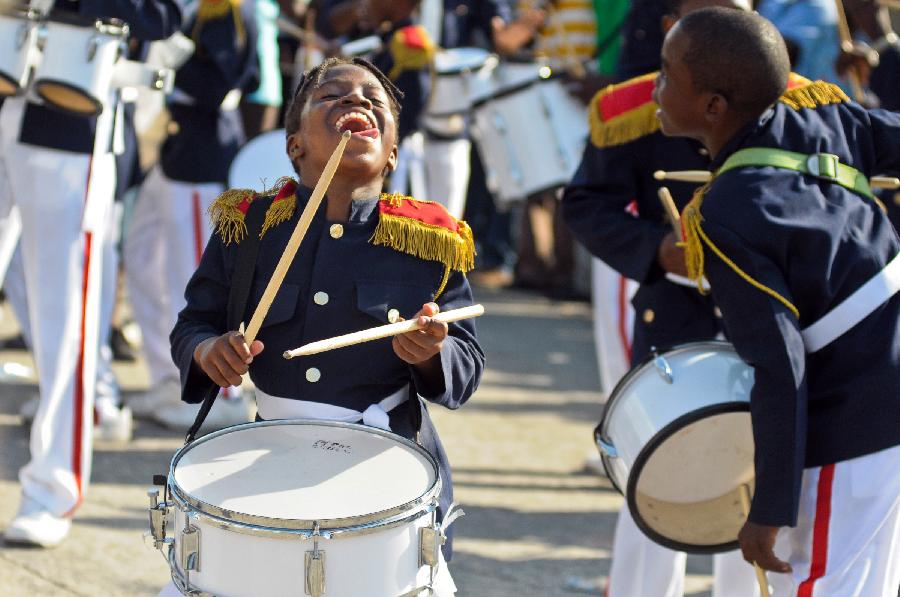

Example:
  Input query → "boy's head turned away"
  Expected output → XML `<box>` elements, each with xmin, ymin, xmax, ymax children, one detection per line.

<box><xmin>654</xmin><ymin>8</ymin><xmax>790</xmax><ymax>145</ymax></box>
<box><xmin>284</xmin><ymin>58</ymin><xmax>404</xmax><ymax>183</ymax></box>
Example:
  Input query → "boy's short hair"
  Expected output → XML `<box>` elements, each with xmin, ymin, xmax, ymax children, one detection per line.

<box><xmin>284</xmin><ymin>57</ymin><xmax>404</xmax><ymax>137</ymax></box>
<box><xmin>677</xmin><ymin>8</ymin><xmax>790</xmax><ymax>117</ymax></box>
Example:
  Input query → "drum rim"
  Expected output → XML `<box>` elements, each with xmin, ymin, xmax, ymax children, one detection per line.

<box><xmin>168</xmin><ymin>419</ymin><xmax>442</xmax><ymax>532</ymax></box>
<box><xmin>0</xmin><ymin>71</ymin><xmax>24</xmax><ymax>97</ymax></box>
<box><xmin>595</xmin><ymin>340</ymin><xmax>741</xmax><ymax>492</ymax></box>
<box><xmin>33</xmin><ymin>78</ymin><xmax>103</xmax><ymax>116</ymax></box>
<box><xmin>470</xmin><ymin>78</ymin><xmax>542</xmax><ymax>109</ymax></box>
<box><xmin>624</xmin><ymin>401</ymin><xmax>750</xmax><ymax>554</ymax></box>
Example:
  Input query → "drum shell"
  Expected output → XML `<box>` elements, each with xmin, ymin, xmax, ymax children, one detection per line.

<box><xmin>596</xmin><ymin>342</ymin><xmax>756</xmax><ymax>553</ymax></box>
<box><xmin>470</xmin><ymin>75</ymin><xmax>587</xmax><ymax>204</ymax></box>
<box><xmin>0</xmin><ymin>13</ymin><xmax>41</xmax><ymax>97</ymax></box>
<box><xmin>425</xmin><ymin>48</ymin><xmax>490</xmax><ymax>118</ymax></box>
<box><xmin>33</xmin><ymin>20</ymin><xmax>125</xmax><ymax>115</ymax></box>
<box><xmin>164</xmin><ymin>420</ymin><xmax>443</xmax><ymax>596</ymax></box>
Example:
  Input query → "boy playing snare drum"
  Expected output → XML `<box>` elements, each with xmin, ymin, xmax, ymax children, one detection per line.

<box><xmin>170</xmin><ymin>57</ymin><xmax>485</xmax><ymax>592</ymax></box>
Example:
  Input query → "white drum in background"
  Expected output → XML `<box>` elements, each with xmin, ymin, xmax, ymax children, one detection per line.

<box><xmin>32</xmin><ymin>18</ymin><xmax>128</xmax><ymax>115</ymax></box>
<box><xmin>595</xmin><ymin>341</ymin><xmax>756</xmax><ymax>553</ymax></box>
<box><xmin>470</xmin><ymin>64</ymin><xmax>588</xmax><ymax>206</ymax></box>
<box><xmin>0</xmin><ymin>10</ymin><xmax>42</xmax><ymax>98</ymax></box>
<box><xmin>420</xmin><ymin>47</ymin><xmax>492</xmax><ymax>138</ymax></box>
<box><xmin>148</xmin><ymin>421</ymin><xmax>451</xmax><ymax>597</ymax></box>
<box><xmin>228</xmin><ymin>128</ymin><xmax>295</xmax><ymax>191</ymax></box>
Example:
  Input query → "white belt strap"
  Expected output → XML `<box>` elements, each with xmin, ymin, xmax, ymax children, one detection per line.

<box><xmin>255</xmin><ymin>386</ymin><xmax>409</xmax><ymax>431</ymax></box>
<box><xmin>665</xmin><ymin>272</ymin><xmax>711</xmax><ymax>291</ymax></box>
<box><xmin>802</xmin><ymin>252</ymin><xmax>900</xmax><ymax>353</ymax></box>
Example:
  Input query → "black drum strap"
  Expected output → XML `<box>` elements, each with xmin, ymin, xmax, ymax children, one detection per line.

<box><xmin>185</xmin><ymin>198</ymin><xmax>268</xmax><ymax>444</ymax></box>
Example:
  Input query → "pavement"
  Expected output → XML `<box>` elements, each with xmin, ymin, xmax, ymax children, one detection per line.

<box><xmin>0</xmin><ymin>286</ymin><xmax>717</xmax><ymax>596</ymax></box>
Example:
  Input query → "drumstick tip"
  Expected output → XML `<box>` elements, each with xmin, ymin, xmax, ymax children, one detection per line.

<box><xmin>282</xmin><ymin>350</ymin><xmax>294</xmax><ymax>360</ymax></box>
<box><xmin>653</xmin><ymin>170</ymin><xmax>666</xmax><ymax>181</ymax></box>
<box><xmin>342</xmin><ymin>130</ymin><xmax>351</xmax><ymax>139</ymax></box>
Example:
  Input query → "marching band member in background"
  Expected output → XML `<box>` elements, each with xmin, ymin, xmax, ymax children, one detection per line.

<box><xmin>0</xmin><ymin>0</ymin><xmax>184</xmax><ymax>548</ymax></box>
<box><xmin>756</xmin><ymin>0</ymin><xmax>842</xmax><ymax>83</ymax></box>
<box><xmin>239</xmin><ymin>0</ymin><xmax>283</xmax><ymax>138</ymax></box>
<box><xmin>169</xmin><ymin>57</ymin><xmax>484</xmax><ymax>594</ymax></box>
<box><xmin>124</xmin><ymin>0</ymin><xmax>260</xmax><ymax>430</ymax></box>
<box><xmin>655</xmin><ymin>7</ymin><xmax>900</xmax><ymax>593</ymax></box>
<box><xmin>563</xmin><ymin>0</ymin><xmax>792</xmax><ymax>594</ymax></box>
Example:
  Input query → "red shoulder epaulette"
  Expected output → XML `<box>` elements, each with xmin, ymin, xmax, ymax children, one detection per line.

<box><xmin>589</xmin><ymin>72</ymin><xmax>660</xmax><ymax>149</ymax></box>
<box><xmin>371</xmin><ymin>193</ymin><xmax>475</xmax><ymax>273</ymax></box>
<box><xmin>388</xmin><ymin>25</ymin><xmax>435</xmax><ymax>80</ymax></box>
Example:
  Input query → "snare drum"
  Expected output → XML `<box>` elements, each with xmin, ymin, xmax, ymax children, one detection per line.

<box><xmin>227</xmin><ymin>128</ymin><xmax>295</xmax><ymax>190</ymax></box>
<box><xmin>148</xmin><ymin>420</ymin><xmax>454</xmax><ymax>596</ymax></box>
<box><xmin>0</xmin><ymin>10</ymin><xmax>41</xmax><ymax>98</ymax></box>
<box><xmin>470</xmin><ymin>64</ymin><xmax>587</xmax><ymax>205</ymax></box>
<box><xmin>32</xmin><ymin>18</ymin><xmax>128</xmax><ymax>115</ymax></box>
<box><xmin>426</xmin><ymin>47</ymin><xmax>490</xmax><ymax>117</ymax></box>
<box><xmin>595</xmin><ymin>341</ymin><xmax>756</xmax><ymax>553</ymax></box>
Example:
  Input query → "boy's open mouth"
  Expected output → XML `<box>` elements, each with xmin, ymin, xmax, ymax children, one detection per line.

<box><xmin>334</xmin><ymin>111</ymin><xmax>379</xmax><ymax>139</ymax></box>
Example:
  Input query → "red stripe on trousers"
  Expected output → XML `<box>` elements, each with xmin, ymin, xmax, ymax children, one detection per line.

<box><xmin>192</xmin><ymin>190</ymin><xmax>203</xmax><ymax>266</ymax></box>
<box><xmin>617</xmin><ymin>276</ymin><xmax>632</xmax><ymax>363</ymax></box>
<box><xmin>798</xmin><ymin>463</ymin><xmax>836</xmax><ymax>597</ymax></box>
<box><xmin>71</xmin><ymin>157</ymin><xmax>95</xmax><ymax>510</ymax></box>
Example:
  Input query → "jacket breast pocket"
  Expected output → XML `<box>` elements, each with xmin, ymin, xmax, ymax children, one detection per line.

<box><xmin>249</xmin><ymin>283</ymin><xmax>301</xmax><ymax>328</ymax></box>
<box><xmin>356</xmin><ymin>280</ymin><xmax>434</xmax><ymax>324</ymax></box>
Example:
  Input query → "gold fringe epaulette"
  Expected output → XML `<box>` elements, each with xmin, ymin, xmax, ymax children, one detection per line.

<box><xmin>388</xmin><ymin>25</ymin><xmax>436</xmax><ymax>80</ymax></box>
<box><xmin>779</xmin><ymin>80</ymin><xmax>849</xmax><ymax>110</ymax></box>
<box><xmin>589</xmin><ymin>72</ymin><xmax>660</xmax><ymax>149</ymax></box>
<box><xmin>371</xmin><ymin>193</ymin><xmax>475</xmax><ymax>273</ymax></box>
<box><xmin>193</xmin><ymin>0</ymin><xmax>246</xmax><ymax>47</ymax></box>
<box><xmin>208</xmin><ymin>177</ymin><xmax>298</xmax><ymax>245</ymax></box>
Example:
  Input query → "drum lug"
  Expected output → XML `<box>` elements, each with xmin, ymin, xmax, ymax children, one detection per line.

<box><xmin>652</xmin><ymin>348</ymin><xmax>674</xmax><ymax>384</ymax></box>
<box><xmin>305</xmin><ymin>523</ymin><xmax>326</xmax><ymax>597</ymax></box>
<box><xmin>147</xmin><ymin>487</ymin><xmax>170</xmax><ymax>550</ymax></box>
<box><xmin>181</xmin><ymin>512</ymin><xmax>201</xmax><ymax>573</ymax></box>
<box><xmin>419</xmin><ymin>525</ymin><xmax>444</xmax><ymax>568</ymax></box>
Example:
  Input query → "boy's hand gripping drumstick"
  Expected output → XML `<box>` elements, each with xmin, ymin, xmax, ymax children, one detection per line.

<box><xmin>283</xmin><ymin>304</ymin><xmax>485</xmax><ymax>358</ymax></box>
<box><xmin>654</xmin><ymin>169</ymin><xmax>900</xmax><ymax>190</ymax></box>
<box><xmin>739</xmin><ymin>484</ymin><xmax>772</xmax><ymax>597</ymax></box>
<box><xmin>243</xmin><ymin>130</ymin><xmax>351</xmax><ymax>344</ymax></box>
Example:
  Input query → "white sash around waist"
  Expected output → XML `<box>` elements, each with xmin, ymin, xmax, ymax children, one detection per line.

<box><xmin>255</xmin><ymin>386</ymin><xmax>409</xmax><ymax>431</ymax></box>
<box><xmin>802</xmin><ymin>252</ymin><xmax>900</xmax><ymax>353</ymax></box>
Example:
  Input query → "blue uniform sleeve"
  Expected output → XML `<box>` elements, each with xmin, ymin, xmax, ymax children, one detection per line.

<box><xmin>82</xmin><ymin>0</ymin><xmax>184</xmax><ymax>40</ymax></box>
<box><xmin>562</xmin><ymin>141</ymin><xmax>668</xmax><ymax>283</ymax></box>
<box><xmin>867</xmin><ymin>106</ymin><xmax>900</xmax><ymax>175</ymax></box>
<box><xmin>870</xmin><ymin>45</ymin><xmax>900</xmax><ymax>112</ymax></box>
<box><xmin>700</xmin><ymin>186</ymin><xmax>808</xmax><ymax>527</ymax></box>
<box><xmin>170</xmin><ymin>233</ymin><xmax>231</xmax><ymax>403</ymax></box>
<box><xmin>409</xmin><ymin>271</ymin><xmax>484</xmax><ymax>410</ymax></box>
<box><xmin>175</xmin><ymin>5</ymin><xmax>260</xmax><ymax>108</ymax></box>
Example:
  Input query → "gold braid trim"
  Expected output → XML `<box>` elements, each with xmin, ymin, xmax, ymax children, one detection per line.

<box><xmin>681</xmin><ymin>182</ymin><xmax>800</xmax><ymax>319</ymax></box>
<box><xmin>779</xmin><ymin>81</ymin><xmax>849</xmax><ymax>110</ymax></box>
<box><xmin>260</xmin><ymin>177</ymin><xmax>297</xmax><ymax>238</ymax></box>
<box><xmin>434</xmin><ymin>265</ymin><xmax>452</xmax><ymax>302</ymax></box>
<box><xmin>208</xmin><ymin>188</ymin><xmax>255</xmax><ymax>245</ymax></box>
<box><xmin>193</xmin><ymin>0</ymin><xmax>246</xmax><ymax>48</ymax></box>
<box><xmin>371</xmin><ymin>209</ymin><xmax>476</xmax><ymax>273</ymax></box>
<box><xmin>589</xmin><ymin>100</ymin><xmax>660</xmax><ymax>149</ymax></box>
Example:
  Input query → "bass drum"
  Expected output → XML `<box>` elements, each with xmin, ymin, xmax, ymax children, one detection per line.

<box><xmin>228</xmin><ymin>129</ymin><xmax>295</xmax><ymax>191</ymax></box>
<box><xmin>595</xmin><ymin>341</ymin><xmax>756</xmax><ymax>553</ymax></box>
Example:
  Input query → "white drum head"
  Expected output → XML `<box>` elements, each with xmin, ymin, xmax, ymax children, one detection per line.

<box><xmin>228</xmin><ymin>129</ymin><xmax>295</xmax><ymax>191</ymax></box>
<box><xmin>434</xmin><ymin>47</ymin><xmax>489</xmax><ymax>74</ymax></box>
<box><xmin>172</xmin><ymin>421</ymin><xmax>438</xmax><ymax>526</ymax></box>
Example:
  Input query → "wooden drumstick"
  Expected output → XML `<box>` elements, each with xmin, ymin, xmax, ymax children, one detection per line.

<box><xmin>243</xmin><ymin>130</ymin><xmax>351</xmax><ymax>344</ymax></box>
<box><xmin>739</xmin><ymin>484</ymin><xmax>772</xmax><ymax>597</ymax></box>
<box><xmin>876</xmin><ymin>0</ymin><xmax>900</xmax><ymax>9</ymax></box>
<box><xmin>654</xmin><ymin>170</ymin><xmax>900</xmax><ymax>190</ymax></box>
<box><xmin>833</xmin><ymin>0</ymin><xmax>868</xmax><ymax>102</ymax></box>
<box><xmin>283</xmin><ymin>304</ymin><xmax>485</xmax><ymax>358</ymax></box>
<box><xmin>657</xmin><ymin>186</ymin><xmax>683</xmax><ymax>242</ymax></box>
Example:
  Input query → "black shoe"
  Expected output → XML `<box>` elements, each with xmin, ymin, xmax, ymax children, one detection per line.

<box><xmin>110</xmin><ymin>327</ymin><xmax>137</xmax><ymax>362</ymax></box>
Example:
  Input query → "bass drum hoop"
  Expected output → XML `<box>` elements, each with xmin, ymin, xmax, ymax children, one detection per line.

<box><xmin>34</xmin><ymin>78</ymin><xmax>103</xmax><ymax>115</ymax></box>
<box><xmin>168</xmin><ymin>419</ymin><xmax>442</xmax><ymax>534</ymax></box>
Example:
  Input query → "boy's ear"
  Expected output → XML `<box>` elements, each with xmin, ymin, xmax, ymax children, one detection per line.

<box><xmin>286</xmin><ymin>133</ymin><xmax>305</xmax><ymax>162</ymax></box>
<box><xmin>384</xmin><ymin>143</ymin><xmax>399</xmax><ymax>174</ymax></box>
<box><xmin>704</xmin><ymin>93</ymin><xmax>729</xmax><ymax>123</ymax></box>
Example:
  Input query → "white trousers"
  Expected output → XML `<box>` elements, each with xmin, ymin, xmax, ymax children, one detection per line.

<box><xmin>123</xmin><ymin>166</ymin><xmax>219</xmax><ymax>386</ymax></box>
<box><xmin>0</xmin><ymin>96</ymin><xmax>116</xmax><ymax>516</ymax></box>
<box><xmin>590</xmin><ymin>257</ymin><xmax>636</xmax><ymax>395</ymax></box>
<box><xmin>422</xmin><ymin>136</ymin><xmax>471</xmax><ymax>220</ymax></box>
<box><xmin>767</xmin><ymin>444</ymin><xmax>900</xmax><ymax>596</ymax></box>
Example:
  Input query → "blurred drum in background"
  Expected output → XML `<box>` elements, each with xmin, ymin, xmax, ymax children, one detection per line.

<box><xmin>0</xmin><ymin>9</ymin><xmax>42</xmax><ymax>98</ymax></box>
<box><xmin>420</xmin><ymin>47</ymin><xmax>491</xmax><ymax>137</ymax></box>
<box><xmin>594</xmin><ymin>341</ymin><xmax>757</xmax><ymax>553</ymax></box>
<box><xmin>32</xmin><ymin>17</ymin><xmax>129</xmax><ymax>115</ymax></box>
<box><xmin>469</xmin><ymin>62</ymin><xmax>587</xmax><ymax>206</ymax></box>
<box><xmin>228</xmin><ymin>128</ymin><xmax>294</xmax><ymax>190</ymax></box>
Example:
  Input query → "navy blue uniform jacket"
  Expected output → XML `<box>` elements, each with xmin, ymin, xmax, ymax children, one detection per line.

<box><xmin>696</xmin><ymin>87</ymin><xmax>900</xmax><ymax>526</ymax></box>
<box><xmin>171</xmin><ymin>184</ymin><xmax>485</xmax><ymax>555</ymax></box>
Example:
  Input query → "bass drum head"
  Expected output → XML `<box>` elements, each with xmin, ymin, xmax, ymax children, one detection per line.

<box><xmin>171</xmin><ymin>420</ymin><xmax>439</xmax><ymax>529</ymax></box>
<box><xmin>34</xmin><ymin>80</ymin><xmax>102</xmax><ymax>115</ymax></box>
<box><xmin>599</xmin><ymin>341</ymin><xmax>756</xmax><ymax>553</ymax></box>
<box><xmin>228</xmin><ymin>129</ymin><xmax>295</xmax><ymax>191</ymax></box>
